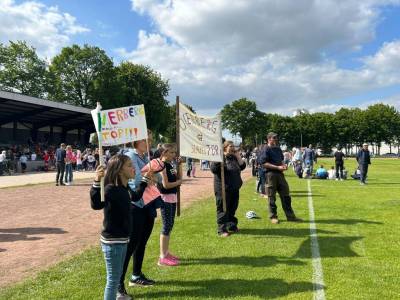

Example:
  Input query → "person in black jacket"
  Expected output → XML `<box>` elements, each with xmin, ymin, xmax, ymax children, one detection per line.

<box><xmin>211</xmin><ymin>140</ymin><xmax>246</xmax><ymax>237</ymax></box>
<box><xmin>357</xmin><ymin>143</ymin><xmax>371</xmax><ymax>185</ymax></box>
<box><xmin>90</xmin><ymin>154</ymin><xmax>151</xmax><ymax>300</ymax></box>
<box><xmin>334</xmin><ymin>148</ymin><xmax>345</xmax><ymax>180</ymax></box>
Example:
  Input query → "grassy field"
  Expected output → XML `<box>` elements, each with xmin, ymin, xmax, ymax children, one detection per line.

<box><xmin>1</xmin><ymin>158</ymin><xmax>399</xmax><ymax>299</ymax></box>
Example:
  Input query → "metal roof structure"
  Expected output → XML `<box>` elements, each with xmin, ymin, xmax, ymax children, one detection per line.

<box><xmin>0</xmin><ymin>90</ymin><xmax>94</xmax><ymax>132</ymax></box>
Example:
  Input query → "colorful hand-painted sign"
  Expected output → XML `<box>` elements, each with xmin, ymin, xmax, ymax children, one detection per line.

<box><xmin>91</xmin><ymin>105</ymin><xmax>148</xmax><ymax>146</ymax></box>
<box><xmin>179</xmin><ymin>102</ymin><xmax>223</xmax><ymax>162</ymax></box>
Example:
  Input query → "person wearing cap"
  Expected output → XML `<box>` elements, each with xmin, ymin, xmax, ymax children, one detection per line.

<box><xmin>357</xmin><ymin>143</ymin><xmax>371</xmax><ymax>185</ymax></box>
<box><xmin>259</xmin><ymin>132</ymin><xmax>302</xmax><ymax>224</ymax></box>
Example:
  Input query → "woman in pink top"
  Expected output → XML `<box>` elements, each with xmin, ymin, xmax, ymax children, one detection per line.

<box><xmin>157</xmin><ymin>144</ymin><xmax>182</xmax><ymax>266</ymax></box>
<box><xmin>64</xmin><ymin>145</ymin><xmax>74</xmax><ymax>185</ymax></box>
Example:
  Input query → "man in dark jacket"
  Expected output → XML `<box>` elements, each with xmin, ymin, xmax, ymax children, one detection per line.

<box><xmin>357</xmin><ymin>143</ymin><xmax>371</xmax><ymax>185</ymax></box>
<box><xmin>55</xmin><ymin>143</ymin><xmax>66</xmax><ymax>186</ymax></box>
<box><xmin>259</xmin><ymin>132</ymin><xmax>301</xmax><ymax>224</ymax></box>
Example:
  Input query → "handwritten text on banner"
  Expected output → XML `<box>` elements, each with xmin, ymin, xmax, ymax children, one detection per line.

<box><xmin>91</xmin><ymin>105</ymin><xmax>148</xmax><ymax>146</ymax></box>
<box><xmin>179</xmin><ymin>102</ymin><xmax>223</xmax><ymax>162</ymax></box>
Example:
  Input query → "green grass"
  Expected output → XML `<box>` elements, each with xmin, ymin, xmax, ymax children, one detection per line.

<box><xmin>1</xmin><ymin>158</ymin><xmax>400</xmax><ymax>299</ymax></box>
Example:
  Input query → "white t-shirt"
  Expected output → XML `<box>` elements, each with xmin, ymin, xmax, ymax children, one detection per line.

<box><xmin>0</xmin><ymin>153</ymin><xmax>6</xmax><ymax>162</ymax></box>
<box><xmin>31</xmin><ymin>153</ymin><xmax>37</xmax><ymax>161</ymax></box>
<box><xmin>20</xmin><ymin>155</ymin><xmax>28</xmax><ymax>163</ymax></box>
<box><xmin>328</xmin><ymin>169</ymin><xmax>336</xmax><ymax>179</ymax></box>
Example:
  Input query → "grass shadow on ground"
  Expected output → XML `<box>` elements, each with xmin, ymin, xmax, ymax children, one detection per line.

<box><xmin>294</xmin><ymin>236</ymin><xmax>363</xmax><ymax>258</ymax></box>
<box><xmin>180</xmin><ymin>255</ymin><xmax>306</xmax><ymax>267</ymax></box>
<box><xmin>238</xmin><ymin>228</ymin><xmax>337</xmax><ymax>237</ymax></box>
<box><xmin>314</xmin><ymin>219</ymin><xmax>383</xmax><ymax>225</ymax></box>
<box><xmin>134</xmin><ymin>278</ymin><xmax>318</xmax><ymax>299</ymax></box>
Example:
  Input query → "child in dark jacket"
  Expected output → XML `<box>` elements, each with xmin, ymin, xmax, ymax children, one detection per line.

<box><xmin>210</xmin><ymin>141</ymin><xmax>246</xmax><ymax>237</ymax></box>
<box><xmin>90</xmin><ymin>154</ymin><xmax>152</xmax><ymax>300</ymax></box>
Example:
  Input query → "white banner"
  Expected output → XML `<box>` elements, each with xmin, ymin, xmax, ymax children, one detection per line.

<box><xmin>91</xmin><ymin>105</ymin><xmax>148</xmax><ymax>146</ymax></box>
<box><xmin>179</xmin><ymin>102</ymin><xmax>223</xmax><ymax>162</ymax></box>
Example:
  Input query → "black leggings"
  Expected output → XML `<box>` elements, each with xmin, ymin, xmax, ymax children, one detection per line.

<box><xmin>120</xmin><ymin>205</ymin><xmax>155</xmax><ymax>285</ymax></box>
<box><xmin>161</xmin><ymin>202</ymin><xmax>176</xmax><ymax>236</ymax></box>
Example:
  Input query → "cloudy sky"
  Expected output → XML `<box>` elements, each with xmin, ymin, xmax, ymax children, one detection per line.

<box><xmin>1</xmin><ymin>0</ymin><xmax>400</xmax><ymax>116</ymax></box>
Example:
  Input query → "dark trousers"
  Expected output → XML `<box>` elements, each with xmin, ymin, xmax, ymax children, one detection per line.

<box><xmin>56</xmin><ymin>162</ymin><xmax>65</xmax><ymax>184</ymax></box>
<box><xmin>120</xmin><ymin>205</ymin><xmax>155</xmax><ymax>286</ymax></box>
<box><xmin>335</xmin><ymin>161</ymin><xmax>344</xmax><ymax>179</ymax></box>
<box><xmin>359</xmin><ymin>164</ymin><xmax>369</xmax><ymax>183</ymax></box>
<box><xmin>257</xmin><ymin>169</ymin><xmax>266</xmax><ymax>194</ymax></box>
<box><xmin>266</xmin><ymin>172</ymin><xmax>295</xmax><ymax>219</ymax></box>
<box><xmin>216</xmin><ymin>189</ymin><xmax>240</xmax><ymax>234</ymax></box>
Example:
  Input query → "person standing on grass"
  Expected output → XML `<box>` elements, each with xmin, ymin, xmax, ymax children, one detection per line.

<box><xmin>90</xmin><ymin>155</ymin><xmax>151</xmax><ymax>300</ymax></box>
<box><xmin>334</xmin><ymin>148</ymin><xmax>345</xmax><ymax>181</ymax></box>
<box><xmin>55</xmin><ymin>143</ymin><xmax>66</xmax><ymax>186</ymax></box>
<box><xmin>118</xmin><ymin>139</ymin><xmax>158</xmax><ymax>297</ymax></box>
<box><xmin>157</xmin><ymin>143</ymin><xmax>183</xmax><ymax>266</ymax></box>
<box><xmin>259</xmin><ymin>132</ymin><xmax>302</xmax><ymax>224</ymax></box>
<box><xmin>211</xmin><ymin>140</ymin><xmax>246</xmax><ymax>237</ymax></box>
<box><xmin>303</xmin><ymin>144</ymin><xmax>317</xmax><ymax>173</ymax></box>
<box><xmin>357</xmin><ymin>143</ymin><xmax>371</xmax><ymax>185</ymax></box>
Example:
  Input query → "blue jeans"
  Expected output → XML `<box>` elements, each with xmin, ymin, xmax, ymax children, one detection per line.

<box><xmin>64</xmin><ymin>163</ymin><xmax>73</xmax><ymax>183</ymax></box>
<box><xmin>257</xmin><ymin>168</ymin><xmax>266</xmax><ymax>194</ymax></box>
<box><xmin>101</xmin><ymin>243</ymin><xmax>127</xmax><ymax>300</ymax></box>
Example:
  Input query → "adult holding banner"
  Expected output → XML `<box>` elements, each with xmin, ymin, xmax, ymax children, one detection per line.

<box><xmin>211</xmin><ymin>140</ymin><xmax>246</xmax><ymax>237</ymax></box>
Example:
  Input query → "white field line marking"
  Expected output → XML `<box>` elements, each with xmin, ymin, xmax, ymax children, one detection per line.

<box><xmin>307</xmin><ymin>180</ymin><xmax>326</xmax><ymax>300</ymax></box>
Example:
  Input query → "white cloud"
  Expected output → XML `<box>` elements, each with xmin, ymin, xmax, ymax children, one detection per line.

<box><xmin>0</xmin><ymin>0</ymin><xmax>89</xmax><ymax>58</ymax></box>
<box><xmin>120</xmin><ymin>0</ymin><xmax>400</xmax><ymax>113</ymax></box>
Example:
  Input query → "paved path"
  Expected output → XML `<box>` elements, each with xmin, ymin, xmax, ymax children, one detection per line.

<box><xmin>0</xmin><ymin>166</ymin><xmax>252</xmax><ymax>287</ymax></box>
<box><xmin>0</xmin><ymin>171</ymin><xmax>96</xmax><ymax>189</ymax></box>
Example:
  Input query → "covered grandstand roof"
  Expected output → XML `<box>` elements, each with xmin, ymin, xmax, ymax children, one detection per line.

<box><xmin>0</xmin><ymin>90</ymin><xmax>94</xmax><ymax>131</ymax></box>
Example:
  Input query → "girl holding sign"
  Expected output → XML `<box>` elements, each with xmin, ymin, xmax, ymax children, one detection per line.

<box><xmin>90</xmin><ymin>154</ymin><xmax>151</xmax><ymax>300</ymax></box>
<box><xmin>211</xmin><ymin>141</ymin><xmax>246</xmax><ymax>237</ymax></box>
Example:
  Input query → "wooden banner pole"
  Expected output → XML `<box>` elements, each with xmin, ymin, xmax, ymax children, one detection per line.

<box><xmin>176</xmin><ymin>96</ymin><xmax>181</xmax><ymax>217</ymax></box>
<box><xmin>96</xmin><ymin>102</ymin><xmax>105</xmax><ymax>202</ymax></box>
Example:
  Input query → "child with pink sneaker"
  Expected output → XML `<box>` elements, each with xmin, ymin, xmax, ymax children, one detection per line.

<box><xmin>157</xmin><ymin>144</ymin><xmax>182</xmax><ymax>266</ymax></box>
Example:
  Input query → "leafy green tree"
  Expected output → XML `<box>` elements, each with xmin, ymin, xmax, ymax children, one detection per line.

<box><xmin>0</xmin><ymin>41</ymin><xmax>49</xmax><ymax>97</ymax></box>
<box><xmin>49</xmin><ymin>44</ymin><xmax>115</xmax><ymax>108</ymax></box>
<box><xmin>221</xmin><ymin>98</ymin><xmax>261</xmax><ymax>142</ymax></box>
<box><xmin>115</xmin><ymin>62</ymin><xmax>170</xmax><ymax>136</ymax></box>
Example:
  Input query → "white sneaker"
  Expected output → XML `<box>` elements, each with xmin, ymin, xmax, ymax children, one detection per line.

<box><xmin>65</xmin><ymin>182</ymin><xmax>70</xmax><ymax>186</ymax></box>
<box><xmin>335</xmin><ymin>178</ymin><xmax>339</xmax><ymax>181</ymax></box>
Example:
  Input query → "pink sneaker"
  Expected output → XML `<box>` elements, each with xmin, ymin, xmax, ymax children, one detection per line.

<box><xmin>167</xmin><ymin>253</ymin><xmax>179</xmax><ymax>261</ymax></box>
<box><xmin>158</xmin><ymin>257</ymin><xmax>179</xmax><ymax>266</ymax></box>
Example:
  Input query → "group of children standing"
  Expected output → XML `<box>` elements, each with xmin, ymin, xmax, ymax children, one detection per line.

<box><xmin>90</xmin><ymin>140</ymin><xmax>182</xmax><ymax>300</ymax></box>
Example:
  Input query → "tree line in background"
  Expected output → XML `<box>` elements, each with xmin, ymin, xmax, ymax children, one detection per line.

<box><xmin>0</xmin><ymin>41</ymin><xmax>176</xmax><ymax>140</ymax></box>
<box><xmin>221</xmin><ymin>98</ymin><xmax>400</xmax><ymax>155</ymax></box>
<box><xmin>2</xmin><ymin>41</ymin><xmax>399</xmax><ymax>154</ymax></box>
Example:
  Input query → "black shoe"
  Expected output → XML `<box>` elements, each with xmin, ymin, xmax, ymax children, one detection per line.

<box><xmin>60</xmin><ymin>182</ymin><xmax>65</xmax><ymax>186</ymax></box>
<box><xmin>56</xmin><ymin>183</ymin><xmax>59</xmax><ymax>186</ymax></box>
<box><xmin>228</xmin><ymin>226</ymin><xmax>239</xmax><ymax>233</ymax></box>
<box><xmin>117</xmin><ymin>284</ymin><xmax>132</xmax><ymax>299</ymax></box>
<box><xmin>287</xmin><ymin>217</ymin><xmax>303</xmax><ymax>222</ymax></box>
<box><xmin>128</xmin><ymin>273</ymin><xmax>155</xmax><ymax>287</ymax></box>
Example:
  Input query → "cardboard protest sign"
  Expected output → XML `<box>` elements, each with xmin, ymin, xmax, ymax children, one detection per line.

<box><xmin>179</xmin><ymin>102</ymin><xmax>223</xmax><ymax>162</ymax></box>
<box><xmin>91</xmin><ymin>105</ymin><xmax>148</xmax><ymax>146</ymax></box>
